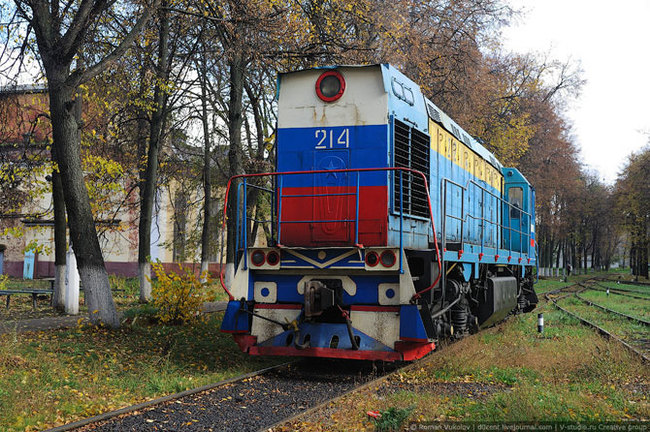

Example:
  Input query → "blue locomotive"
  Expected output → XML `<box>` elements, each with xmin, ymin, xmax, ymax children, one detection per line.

<box><xmin>220</xmin><ymin>64</ymin><xmax>538</xmax><ymax>361</ymax></box>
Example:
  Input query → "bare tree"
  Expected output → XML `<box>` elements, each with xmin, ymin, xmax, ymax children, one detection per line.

<box><xmin>138</xmin><ymin>0</ymin><xmax>170</xmax><ymax>301</ymax></box>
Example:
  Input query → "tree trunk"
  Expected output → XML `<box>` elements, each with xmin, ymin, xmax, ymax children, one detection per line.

<box><xmin>48</xmin><ymin>77</ymin><xmax>119</xmax><ymax>327</ymax></box>
<box><xmin>591</xmin><ymin>229</ymin><xmax>597</xmax><ymax>269</ymax></box>
<box><xmin>51</xmin><ymin>159</ymin><xmax>66</xmax><ymax>310</ymax></box>
<box><xmin>199</xmin><ymin>54</ymin><xmax>212</xmax><ymax>283</ymax></box>
<box><xmin>571</xmin><ymin>238</ymin><xmax>576</xmax><ymax>270</ymax></box>
<box><xmin>225</xmin><ymin>53</ymin><xmax>246</xmax><ymax>286</ymax></box>
<box><xmin>640</xmin><ymin>233</ymin><xmax>649</xmax><ymax>278</ymax></box>
<box><xmin>138</xmin><ymin>1</ymin><xmax>170</xmax><ymax>301</ymax></box>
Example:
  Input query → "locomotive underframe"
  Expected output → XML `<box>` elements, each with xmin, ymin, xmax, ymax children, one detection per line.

<box><xmin>406</xmin><ymin>248</ymin><xmax>538</xmax><ymax>340</ymax></box>
<box><xmin>222</xmin><ymin>243</ymin><xmax>538</xmax><ymax>361</ymax></box>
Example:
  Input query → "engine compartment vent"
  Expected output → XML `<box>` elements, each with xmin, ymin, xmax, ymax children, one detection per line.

<box><xmin>393</xmin><ymin>119</ymin><xmax>431</xmax><ymax>219</ymax></box>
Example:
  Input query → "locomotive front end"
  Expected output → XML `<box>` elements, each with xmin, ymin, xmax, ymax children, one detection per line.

<box><xmin>220</xmin><ymin>65</ymin><xmax>437</xmax><ymax>361</ymax></box>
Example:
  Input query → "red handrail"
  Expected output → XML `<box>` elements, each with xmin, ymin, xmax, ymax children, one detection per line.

<box><xmin>218</xmin><ymin>167</ymin><xmax>442</xmax><ymax>303</ymax></box>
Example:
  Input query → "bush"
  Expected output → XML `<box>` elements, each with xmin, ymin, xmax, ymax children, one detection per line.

<box><xmin>150</xmin><ymin>262</ymin><xmax>214</xmax><ymax>324</ymax></box>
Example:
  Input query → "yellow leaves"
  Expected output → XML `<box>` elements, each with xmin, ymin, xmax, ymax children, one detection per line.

<box><xmin>2</xmin><ymin>226</ymin><xmax>24</xmax><ymax>238</ymax></box>
<box><xmin>150</xmin><ymin>262</ymin><xmax>213</xmax><ymax>324</ymax></box>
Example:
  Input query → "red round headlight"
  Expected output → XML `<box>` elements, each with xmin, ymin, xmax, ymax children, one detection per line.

<box><xmin>251</xmin><ymin>250</ymin><xmax>265</xmax><ymax>266</ymax></box>
<box><xmin>365</xmin><ymin>251</ymin><xmax>379</xmax><ymax>267</ymax></box>
<box><xmin>266</xmin><ymin>250</ymin><xmax>280</xmax><ymax>266</ymax></box>
<box><xmin>315</xmin><ymin>70</ymin><xmax>345</xmax><ymax>102</ymax></box>
<box><xmin>380</xmin><ymin>250</ymin><xmax>396</xmax><ymax>267</ymax></box>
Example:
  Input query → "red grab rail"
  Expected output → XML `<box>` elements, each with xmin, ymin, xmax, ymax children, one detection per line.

<box><xmin>218</xmin><ymin>167</ymin><xmax>442</xmax><ymax>303</ymax></box>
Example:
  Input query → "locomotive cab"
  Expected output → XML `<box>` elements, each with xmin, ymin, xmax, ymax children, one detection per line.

<box><xmin>502</xmin><ymin>167</ymin><xmax>535</xmax><ymax>255</ymax></box>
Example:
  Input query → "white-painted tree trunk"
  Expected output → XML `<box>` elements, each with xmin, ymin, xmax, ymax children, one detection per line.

<box><xmin>139</xmin><ymin>262</ymin><xmax>152</xmax><ymax>302</ymax></box>
<box><xmin>64</xmin><ymin>248</ymin><xmax>79</xmax><ymax>315</ymax></box>
<box><xmin>79</xmin><ymin>265</ymin><xmax>119</xmax><ymax>327</ymax></box>
<box><xmin>225</xmin><ymin>262</ymin><xmax>235</xmax><ymax>290</ymax></box>
<box><xmin>200</xmin><ymin>260</ymin><xmax>209</xmax><ymax>284</ymax></box>
<box><xmin>53</xmin><ymin>264</ymin><xmax>66</xmax><ymax>309</ymax></box>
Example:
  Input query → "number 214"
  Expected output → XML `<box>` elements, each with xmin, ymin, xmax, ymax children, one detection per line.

<box><xmin>315</xmin><ymin>129</ymin><xmax>349</xmax><ymax>149</ymax></box>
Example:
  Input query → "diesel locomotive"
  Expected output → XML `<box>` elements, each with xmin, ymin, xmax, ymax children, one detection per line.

<box><xmin>220</xmin><ymin>64</ymin><xmax>538</xmax><ymax>361</ymax></box>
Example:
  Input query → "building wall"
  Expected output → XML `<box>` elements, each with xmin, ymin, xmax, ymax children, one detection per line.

<box><xmin>1</xmin><ymin>87</ymin><xmax>225</xmax><ymax>279</ymax></box>
<box><xmin>0</xmin><ymin>182</ymin><xmax>221</xmax><ymax>278</ymax></box>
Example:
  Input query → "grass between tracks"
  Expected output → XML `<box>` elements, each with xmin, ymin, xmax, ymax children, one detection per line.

<box><xmin>556</xmin><ymin>296</ymin><xmax>650</xmax><ymax>353</ymax></box>
<box><xmin>275</xmin><ymin>278</ymin><xmax>649</xmax><ymax>431</ymax></box>
<box><xmin>597</xmin><ymin>282</ymin><xmax>650</xmax><ymax>300</ymax></box>
<box><xmin>579</xmin><ymin>289</ymin><xmax>650</xmax><ymax>321</ymax></box>
<box><xmin>0</xmin><ymin>312</ymin><xmax>284</xmax><ymax>432</ymax></box>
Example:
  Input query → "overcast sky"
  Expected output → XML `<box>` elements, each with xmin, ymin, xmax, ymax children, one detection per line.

<box><xmin>502</xmin><ymin>0</ymin><xmax>650</xmax><ymax>183</ymax></box>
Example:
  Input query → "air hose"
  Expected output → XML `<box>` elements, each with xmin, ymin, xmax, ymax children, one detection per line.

<box><xmin>338</xmin><ymin>305</ymin><xmax>359</xmax><ymax>350</ymax></box>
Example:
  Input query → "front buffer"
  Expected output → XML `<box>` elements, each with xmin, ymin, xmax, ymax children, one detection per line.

<box><xmin>220</xmin><ymin>247</ymin><xmax>435</xmax><ymax>362</ymax></box>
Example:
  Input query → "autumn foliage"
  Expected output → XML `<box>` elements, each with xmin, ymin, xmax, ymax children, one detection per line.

<box><xmin>150</xmin><ymin>262</ymin><xmax>214</xmax><ymax>324</ymax></box>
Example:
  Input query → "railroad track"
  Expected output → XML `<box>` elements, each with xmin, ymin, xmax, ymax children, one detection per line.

<box><xmin>47</xmin><ymin>278</ymin><xmax>646</xmax><ymax>431</ymax></box>
<box><xmin>545</xmin><ymin>279</ymin><xmax>650</xmax><ymax>363</ymax></box>
<box><xmin>600</xmin><ymin>277</ymin><xmax>650</xmax><ymax>287</ymax></box>
<box><xmin>46</xmin><ymin>316</ymin><xmax>497</xmax><ymax>431</ymax></box>
<box><xmin>590</xmin><ymin>282</ymin><xmax>650</xmax><ymax>301</ymax></box>
<box><xmin>574</xmin><ymin>292</ymin><xmax>650</xmax><ymax>326</ymax></box>
<box><xmin>45</xmin><ymin>359</ymin><xmax>402</xmax><ymax>432</ymax></box>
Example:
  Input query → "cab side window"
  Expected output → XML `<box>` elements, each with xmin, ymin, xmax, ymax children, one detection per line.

<box><xmin>509</xmin><ymin>187</ymin><xmax>523</xmax><ymax>219</ymax></box>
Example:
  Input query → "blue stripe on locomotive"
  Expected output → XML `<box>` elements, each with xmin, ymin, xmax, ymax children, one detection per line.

<box><xmin>276</xmin><ymin>125</ymin><xmax>389</xmax><ymax>187</ymax></box>
<box><xmin>249</xmin><ymin>273</ymin><xmax>400</xmax><ymax>304</ymax></box>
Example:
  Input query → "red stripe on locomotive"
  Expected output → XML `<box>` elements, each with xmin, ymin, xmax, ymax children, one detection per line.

<box><xmin>279</xmin><ymin>185</ymin><xmax>388</xmax><ymax>246</ymax></box>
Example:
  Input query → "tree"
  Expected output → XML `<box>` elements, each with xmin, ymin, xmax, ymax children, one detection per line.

<box><xmin>616</xmin><ymin>146</ymin><xmax>650</xmax><ymax>278</ymax></box>
<box><xmin>9</xmin><ymin>0</ymin><xmax>158</xmax><ymax>326</ymax></box>
<box><xmin>138</xmin><ymin>0</ymin><xmax>170</xmax><ymax>301</ymax></box>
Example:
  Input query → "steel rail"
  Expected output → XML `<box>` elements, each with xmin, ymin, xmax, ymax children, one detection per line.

<box><xmin>43</xmin><ymin>362</ymin><xmax>295</xmax><ymax>432</ymax></box>
<box><xmin>260</xmin><ymin>319</ymin><xmax>493</xmax><ymax>432</ymax></box>
<box><xmin>574</xmin><ymin>292</ymin><xmax>650</xmax><ymax>327</ymax></box>
<box><xmin>590</xmin><ymin>283</ymin><xmax>650</xmax><ymax>301</ymax></box>
<box><xmin>544</xmin><ymin>286</ymin><xmax>649</xmax><ymax>364</ymax></box>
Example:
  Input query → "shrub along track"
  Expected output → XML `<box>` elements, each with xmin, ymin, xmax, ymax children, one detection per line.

<box><xmin>46</xmin><ymin>359</ymin><xmax>403</xmax><ymax>432</ymax></box>
<box><xmin>545</xmin><ymin>279</ymin><xmax>650</xmax><ymax>363</ymax></box>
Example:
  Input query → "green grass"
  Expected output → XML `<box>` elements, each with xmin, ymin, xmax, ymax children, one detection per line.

<box><xmin>557</xmin><ymin>295</ymin><xmax>650</xmax><ymax>353</ymax></box>
<box><xmin>579</xmin><ymin>289</ymin><xmax>650</xmax><ymax>321</ymax></box>
<box><xmin>534</xmin><ymin>279</ymin><xmax>573</xmax><ymax>295</ymax></box>
<box><xmin>0</xmin><ymin>313</ymin><xmax>286</xmax><ymax>432</ymax></box>
<box><xmin>597</xmin><ymin>281</ymin><xmax>650</xmax><ymax>299</ymax></box>
<box><xmin>275</xmin><ymin>300</ymin><xmax>649</xmax><ymax>431</ymax></box>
